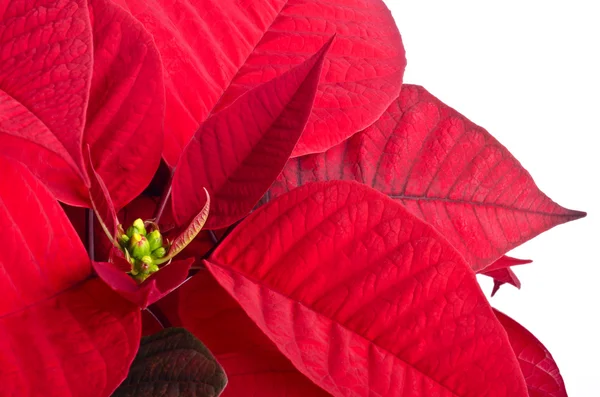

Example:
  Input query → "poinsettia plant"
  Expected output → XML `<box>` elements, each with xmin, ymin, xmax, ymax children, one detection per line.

<box><xmin>0</xmin><ymin>0</ymin><xmax>584</xmax><ymax>396</ymax></box>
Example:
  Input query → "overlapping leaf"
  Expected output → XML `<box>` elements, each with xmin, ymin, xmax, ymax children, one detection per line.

<box><xmin>0</xmin><ymin>0</ymin><xmax>92</xmax><ymax>203</ymax></box>
<box><xmin>172</xmin><ymin>39</ymin><xmax>332</xmax><ymax>229</ymax></box>
<box><xmin>115</xmin><ymin>0</ymin><xmax>406</xmax><ymax>165</ymax></box>
<box><xmin>85</xmin><ymin>0</ymin><xmax>164</xmax><ymax>209</ymax></box>
<box><xmin>0</xmin><ymin>0</ymin><xmax>164</xmax><ymax>209</ymax></box>
<box><xmin>266</xmin><ymin>85</ymin><xmax>585</xmax><ymax>271</ymax></box>
<box><xmin>207</xmin><ymin>181</ymin><xmax>528</xmax><ymax>396</ymax></box>
<box><xmin>178</xmin><ymin>271</ymin><xmax>330</xmax><ymax>397</ymax></box>
<box><xmin>0</xmin><ymin>156</ymin><xmax>141</xmax><ymax>396</ymax></box>
<box><xmin>113</xmin><ymin>328</ymin><xmax>227</xmax><ymax>397</ymax></box>
<box><xmin>495</xmin><ymin>310</ymin><xmax>567</xmax><ymax>397</ymax></box>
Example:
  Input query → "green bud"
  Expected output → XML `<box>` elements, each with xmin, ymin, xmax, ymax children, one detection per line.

<box><xmin>133</xmin><ymin>219</ymin><xmax>147</xmax><ymax>235</ymax></box>
<box><xmin>129</xmin><ymin>232</ymin><xmax>150</xmax><ymax>259</ymax></box>
<box><xmin>126</xmin><ymin>218</ymin><xmax>147</xmax><ymax>238</ymax></box>
<box><xmin>132</xmin><ymin>256</ymin><xmax>159</xmax><ymax>283</ymax></box>
<box><xmin>147</xmin><ymin>230</ymin><xmax>163</xmax><ymax>251</ymax></box>
<box><xmin>118</xmin><ymin>234</ymin><xmax>130</xmax><ymax>248</ymax></box>
<box><xmin>152</xmin><ymin>246</ymin><xmax>166</xmax><ymax>259</ymax></box>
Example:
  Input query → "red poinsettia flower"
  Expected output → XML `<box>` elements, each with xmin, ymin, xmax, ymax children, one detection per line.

<box><xmin>0</xmin><ymin>0</ymin><xmax>583</xmax><ymax>396</ymax></box>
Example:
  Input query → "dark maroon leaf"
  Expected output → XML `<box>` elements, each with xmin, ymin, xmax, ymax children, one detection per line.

<box><xmin>113</xmin><ymin>327</ymin><xmax>227</xmax><ymax>397</ymax></box>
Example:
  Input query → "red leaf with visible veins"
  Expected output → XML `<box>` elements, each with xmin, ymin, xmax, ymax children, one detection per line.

<box><xmin>172</xmin><ymin>39</ymin><xmax>332</xmax><ymax>229</ymax></box>
<box><xmin>178</xmin><ymin>271</ymin><xmax>329</xmax><ymax>397</ymax></box>
<box><xmin>266</xmin><ymin>85</ymin><xmax>585</xmax><ymax>271</ymax></box>
<box><xmin>207</xmin><ymin>181</ymin><xmax>528</xmax><ymax>396</ymax></box>
<box><xmin>1</xmin><ymin>0</ymin><xmax>164</xmax><ymax>208</ymax></box>
<box><xmin>115</xmin><ymin>0</ymin><xmax>406</xmax><ymax>165</ymax></box>
<box><xmin>0</xmin><ymin>0</ymin><xmax>92</xmax><ymax>203</ymax></box>
<box><xmin>85</xmin><ymin>0</ymin><xmax>164</xmax><ymax>209</ymax></box>
<box><xmin>495</xmin><ymin>310</ymin><xmax>567</xmax><ymax>397</ymax></box>
<box><xmin>0</xmin><ymin>156</ymin><xmax>141</xmax><ymax>396</ymax></box>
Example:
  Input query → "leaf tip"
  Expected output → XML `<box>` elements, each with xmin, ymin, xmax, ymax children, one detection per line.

<box><xmin>569</xmin><ymin>209</ymin><xmax>587</xmax><ymax>220</ymax></box>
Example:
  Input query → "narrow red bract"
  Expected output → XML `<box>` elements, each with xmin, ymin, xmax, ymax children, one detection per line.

<box><xmin>495</xmin><ymin>310</ymin><xmax>568</xmax><ymax>397</ymax></box>
<box><xmin>172</xmin><ymin>39</ymin><xmax>332</xmax><ymax>229</ymax></box>
<box><xmin>267</xmin><ymin>85</ymin><xmax>585</xmax><ymax>271</ymax></box>
<box><xmin>207</xmin><ymin>181</ymin><xmax>528</xmax><ymax>396</ymax></box>
<box><xmin>0</xmin><ymin>156</ymin><xmax>141</xmax><ymax>397</ymax></box>
<box><xmin>85</xmin><ymin>0</ymin><xmax>165</xmax><ymax>209</ymax></box>
<box><xmin>92</xmin><ymin>258</ymin><xmax>194</xmax><ymax>309</ymax></box>
<box><xmin>87</xmin><ymin>149</ymin><xmax>119</xmax><ymax>242</ymax></box>
<box><xmin>485</xmin><ymin>267</ymin><xmax>521</xmax><ymax>297</ymax></box>
<box><xmin>178</xmin><ymin>271</ymin><xmax>329</xmax><ymax>397</ymax></box>
<box><xmin>479</xmin><ymin>256</ymin><xmax>532</xmax><ymax>296</ymax></box>
<box><xmin>115</xmin><ymin>0</ymin><xmax>406</xmax><ymax>165</ymax></box>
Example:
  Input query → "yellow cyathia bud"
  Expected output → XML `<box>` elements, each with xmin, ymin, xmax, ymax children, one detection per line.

<box><xmin>129</xmin><ymin>232</ymin><xmax>150</xmax><ymax>259</ymax></box>
<box><xmin>126</xmin><ymin>218</ymin><xmax>147</xmax><ymax>237</ymax></box>
<box><xmin>133</xmin><ymin>219</ymin><xmax>146</xmax><ymax>235</ymax></box>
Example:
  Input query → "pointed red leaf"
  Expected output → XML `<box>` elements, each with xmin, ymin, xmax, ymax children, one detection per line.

<box><xmin>179</xmin><ymin>271</ymin><xmax>329</xmax><ymax>397</ymax></box>
<box><xmin>0</xmin><ymin>0</ymin><xmax>92</xmax><ymax>202</ymax></box>
<box><xmin>207</xmin><ymin>181</ymin><xmax>528</xmax><ymax>396</ymax></box>
<box><xmin>167</xmin><ymin>188</ymin><xmax>210</xmax><ymax>259</ymax></box>
<box><xmin>486</xmin><ymin>268</ymin><xmax>521</xmax><ymax>297</ymax></box>
<box><xmin>85</xmin><ymin>0</ymin><xmax>164</xmax><ymax>209</ymax></box>
<box><xmin>267</xmin><ymin>85</ymin><xmax>585</xmax><ymax>271</ymax></box>
<box><xmin>172</xmin><ymin>39</ymin><xmax>332</xmax><ymax>229</ymax></box>
<box><xmin>481</xmin><ymin>255</ymin><xmax>533</xmax><ymax>273</ymax></box>
<box><xmin>479</xmin><ymin>255</ymin><xmax>532</xmax><ymax>296</ymax></box>
<box><xmin>92</xmin><ymin>258</ymin><xmax>194</xmax><ymax>309</ymax></box>
<box><xmin>115</xmin><ymin>0</ymin><xmax>406</xmax><ymax>165</ymax></box>
<box><xmin>87</xmin><ymin>148</ymin><xmax>119</xmax><ymax>244</ymax></box>
<box><xmin>0</xmin><ymin>156</ymin><xmax>141</xmax><ymax>396</ymax></box>
<box><xmin>495</xmin><ymin>310</ymin><xmax>568</xmax><ymax>397</ymax></box>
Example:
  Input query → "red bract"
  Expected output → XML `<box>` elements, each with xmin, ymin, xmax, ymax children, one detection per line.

<box><xmin>0</xmin><ymin>156</ymin><xmax>140</xmax><ymax>396</ymax></box>
<box><xmin>85</xmin><ymin>0</ymin><xmax>164</xmax><ymax>209</ymax></box>
<box><xmin>0</xmin><ymin>0</ymin><xmax>586</xmax><ymax>395</ymax></box>
<box><xmin>266</xmin><ymin>84</ymin><xmax>585</xmax><ymax>271</ymax></box>
<box><xmin>178</xmin><ymin>271</ymin><xmax>328</xmax><ymax>397</ymax></box>
<box><xmin>172</xmin><ymin>38</ymin><xmax>332</xmax><ymax>229</ymax></box>
<box><xmin>480</xmin><ymin>256</ymin><xmax>532</xmax><ymax>296</ymax></box>
<box><xmin>0</xmin><ymin>0</ymin><xmax>164</xmax><ymax>209</ymax></box>
<box><xmin>114</xmin><ymin>0</ymin><xmax>406</xmax><ymax>165</ymax></box>
<box><xmin>0</xmin><ymin>0</ymin><xmax>92</xmax><ymax>204</ymax></box>
<box><xmin>206</xmin><ymin>181</ymin><xmax>529</xmax><ymax>396</ymax></box>
<box><xmin>495</xmin><ymin>310</ymin><xmax>567</xmax><ymax>397</ymax></box>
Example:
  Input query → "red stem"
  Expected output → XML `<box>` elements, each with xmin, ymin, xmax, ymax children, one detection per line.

<box><xmin>86</xmin><ymin>209</ymin><xmax>95</xmax><ymax>261</ymax></box>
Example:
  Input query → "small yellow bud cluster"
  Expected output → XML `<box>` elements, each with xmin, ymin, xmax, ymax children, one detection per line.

<box><xmin>118</xmin><ymin>218</ymin><xmax>168</xmax><ymax>282</ymax></box>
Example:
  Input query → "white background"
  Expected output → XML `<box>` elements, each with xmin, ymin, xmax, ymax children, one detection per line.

<box><xmin>385</xmin><ymin>1</ymin><xmax>599</xmax><ymax>395</ymax></box>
